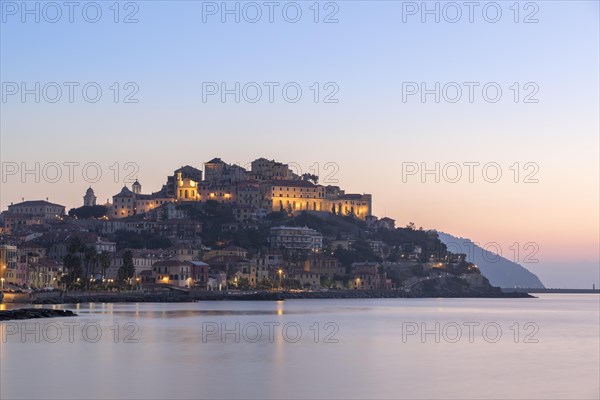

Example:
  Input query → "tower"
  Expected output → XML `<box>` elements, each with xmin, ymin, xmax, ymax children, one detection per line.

<box><xmin>83</xmin><ymin>187</ymin><xmax>97</xmax><ymax>207</ymax></box>
<box><xmin>132</xmin><ymin>179</ymin><xmax>142</xmax><ymax>194</ymax></box>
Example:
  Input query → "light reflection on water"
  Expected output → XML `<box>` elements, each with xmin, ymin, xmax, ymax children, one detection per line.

<box><xmin>1</xmin><ymin>294</ymin><xmax>598</xmax><ymax>399</ymax></box>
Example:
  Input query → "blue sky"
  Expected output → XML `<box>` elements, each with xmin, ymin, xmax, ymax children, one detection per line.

<box><xmin>1</xmin><ymin>0</ymin><xmax>599</xmax><ymax>287</ymax></box>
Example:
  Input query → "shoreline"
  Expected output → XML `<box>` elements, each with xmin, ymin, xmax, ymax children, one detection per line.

<box><xmin>0</xmin><ymin>290</ymin><xmax>535</xmax><ymax>319</ymax></box>
<box><xmin>14</xmin><ymin>289</ymin><xmax>535</xmax><ymax>304</ymax></box>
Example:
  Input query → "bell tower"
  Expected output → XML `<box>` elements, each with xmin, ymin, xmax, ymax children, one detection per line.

<box><xmin>132</xmin><ymin>179</ymin><xmax>141</xmax><ymax>194</ymax></box>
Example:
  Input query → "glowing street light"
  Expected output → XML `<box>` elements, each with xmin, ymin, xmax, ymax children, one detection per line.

<box><xmin>278</xmin><ymin>269</ymin><xmax>283</xmax><ymax>289</ymax></box>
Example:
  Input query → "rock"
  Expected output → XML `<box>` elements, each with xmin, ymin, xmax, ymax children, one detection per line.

<box><xmin>0</xmin><ymin>308</ymin><xmax>78</xmax><ymax>321</ymax></box>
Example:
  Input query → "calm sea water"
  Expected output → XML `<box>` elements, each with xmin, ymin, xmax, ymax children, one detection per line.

<box><xmin>1</xmin><ymin>294</ymin><xmax>598</xmax><ymax>399</ymax></box>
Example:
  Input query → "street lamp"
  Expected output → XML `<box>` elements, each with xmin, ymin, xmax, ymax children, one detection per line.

<box><xmin>278</xmin><ymin>269</ymin><xmax>283</xmax><ymax>289</ymax></box>
<box><xmin>1</xmin><ymin>277</ymin><xmax>4</xmax><ymax>292</ymax></box>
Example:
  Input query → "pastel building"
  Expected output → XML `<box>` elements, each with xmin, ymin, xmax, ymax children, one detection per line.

<box><xmin>0</xmin><ymin>244</ymin><xmax>18</xmax><ymax>285</ymax></box>
<box><xmin>268</xmin><ymin>181</ymin><xmax>372</xmax><ymax>219</ymax></box>
<box><xmin>269</xmin><ymin>226</ymin><xmax>323</xmax><ymax>252</ymax></box>
<box><xmin>111</xmin><ymin>181</ymin><xmax>174</xmax><ymax>218</ymax></box>
<box><xmin>7</xmin><ymin>200</ymin><xmax>65</xmax><ymax>220</ymax></box>
<box><xmin>251</xmin><ymin>158</ymin><xmax>297</xmax><ymax>181</ymax></box>
<box><xmin>153</xmin><ymin>260</ymin><xmax>193</xmax><ymax>287</ymax></box>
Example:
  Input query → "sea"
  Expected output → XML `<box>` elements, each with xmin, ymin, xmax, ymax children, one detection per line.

<box><xmin>1</xmin><ymin>294</ymin><xmax>598</xmax><ymax>399</ymax></box>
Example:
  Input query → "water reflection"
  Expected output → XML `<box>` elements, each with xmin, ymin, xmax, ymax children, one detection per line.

<box><xmin>1</xmin><ymin>295</ymin><xmax>598</xmax><ymax>399</ymax></box>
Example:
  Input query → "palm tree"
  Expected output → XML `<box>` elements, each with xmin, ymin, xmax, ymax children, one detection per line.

<box><xmin>83</xmin><ymin>247</ymin><xmax>98</xmax><ymax>289</ymax></box>
<box><xmin>63</xmin><ymin>237</ymin><xmax>85</xmax><ymax>290</ymax></box>
<box><xmin>98</xmin><ymin>251</ymin><xmax>111</xmax><ymax>282</ymax></box>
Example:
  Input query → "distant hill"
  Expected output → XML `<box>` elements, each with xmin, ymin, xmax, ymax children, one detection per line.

<box><xmin>437</xmin><ymin>232</ymin><xmax>545</xmax><ymax>289</ymax></box>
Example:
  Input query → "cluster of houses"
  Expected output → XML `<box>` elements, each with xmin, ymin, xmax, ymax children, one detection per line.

<box><xmin>106</xmin><ymin>157</ymin><xmax>373</xmax><ymax>224</ymax></box>
<box><xmin>0</xmin><ymin>157</ymin><xmax>447</xmax><ymax>292</ymax></box>
<box><xmin>0</xmin><ymin>238</ymin><xmax>408</xmax><ymax>290</ymax></box>
<box><xmin>0</xmin><ymin>206</ymin><xmax>426</xmax><ymax>291</ymax></box>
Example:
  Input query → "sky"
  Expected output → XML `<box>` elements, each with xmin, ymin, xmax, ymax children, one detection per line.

<box><xmin>1</xmin><ymin>0</ymin><xmax>598</xmax><ymax>288</ymax></box>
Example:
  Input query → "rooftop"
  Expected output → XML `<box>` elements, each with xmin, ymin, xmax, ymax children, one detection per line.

<box><xmin>270</xmin><ymin>180</ymin><xmax>319</xmax><ymax>188</ymax></box>
<box><xmin>8</xmin><ymin>200</ymin><xmax>65</xmax><ymax>208</ymax></box>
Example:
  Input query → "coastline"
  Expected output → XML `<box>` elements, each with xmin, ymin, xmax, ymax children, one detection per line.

<box><xmin>0</xmin><ymin>290</ymin><xmax>534</xmax><ymax>319</ymax></box>
<box><xmin>18</xmin><ymin>289</ymin><xmax>534</xmax><ymax>304</ymax></box>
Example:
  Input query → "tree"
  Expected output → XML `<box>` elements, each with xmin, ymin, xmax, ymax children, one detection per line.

<box><xmin>411</xmin><ymin>264</ymin><xmax>426</xmax><ymax>277</ymax></box>
<box><xmin>256</xmin><ymin>278</ymin><xmax>275</xmax><ymax>290</ymax></box>
<box><xmin>301</xmin><ymin>173</ymin><xmax>319</xmax><ymax>185</ymax></box>
<box><xmin>63</xmin><ymin>237</ymin><xmax>86</xmax><ymax>289</ymax></box>
<box><xmin>112</xmin><ymin>230</ymin><xmax>172</xmax><ymax>250</ymax></box>
<box><xmin>117</xmin><ymin>267</ymin><xmax>127</xmax><ymax>286</ymax></box>
<box><xmin>83</xmin><ymin>247</ymin><xmax>98</xmax><ymax>289</ymax></box>
<box><xmin>68</xmin><ymin>205</ymin><xmax>108</xmax><ymax>219</ymax></box>
<box><xmin>63</xmin><ymin>253</ymin><xmax>82</xmax><ymax>289</ymax></box>
<box><xmin>387</xmin><ymin>246</ymin><xmax>401</xmax><ymax>262</ymax></box>
<box><xmin>320</xmin><ymin>276</ymin><xmax>335</xmax><ymax>288</ymax></box>
<box><xmin>67</xmin><ymin>236</ymin><xmax>86</xmax><ymax>255</ymax></box>
<box><xmin>351</xmin><ymin>240</ymin><xmax>381</xmax><ymax>261</ymax></box>
<box><xmin>122</xmin><ymin>250</ymin><xmax>135</xmax><ymax>281</ymax></box>
<box><xmin>98</xmin><ymin>251</ymin><xmax>111</xmax><ymax>280</ymax></box>
<box><xmin>237</xmin><ymin>278</ymin><xmax>251</xmax><ymax>290</ymax></box>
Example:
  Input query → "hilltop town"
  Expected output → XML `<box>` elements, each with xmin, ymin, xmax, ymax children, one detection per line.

<box><xmin>0</xmin><ymin>157</ymin><xmax>497</xmax><ymax>298</ymax></box>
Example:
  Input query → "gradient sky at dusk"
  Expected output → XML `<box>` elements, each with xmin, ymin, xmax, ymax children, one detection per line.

<box><xmin>1</xmin><ymin>1</ymin><xmax>598</xmax><ymax>287</ymax></box>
